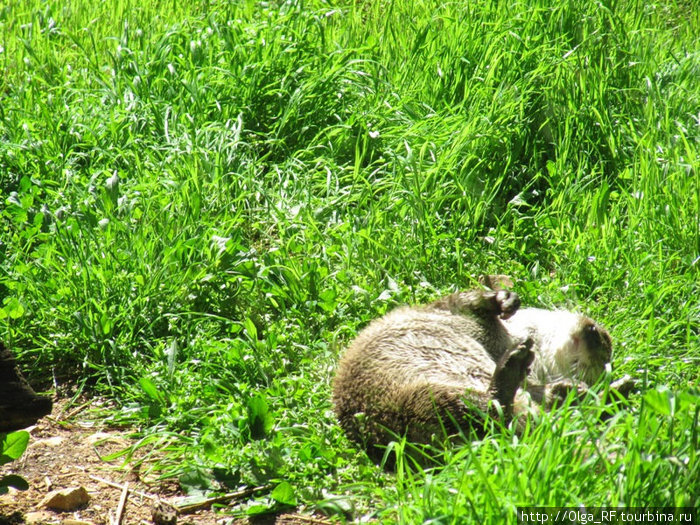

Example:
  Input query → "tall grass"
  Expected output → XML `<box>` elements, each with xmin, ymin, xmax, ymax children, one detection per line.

<box><xmin>1</xmin><ymin>0</ymin><xmax>698</xmax><ymax>520</ymax></box>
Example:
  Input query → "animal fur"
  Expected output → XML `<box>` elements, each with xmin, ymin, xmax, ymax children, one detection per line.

<box><xmin>332</xmin><ymin>289</ymin><xmax>534</xmax><ymax>461</ymax></box>
<box><xmin>504</xmin><ymin>308</ymin><xmax>613</xmax><ymax>410</ymax></box>
<box><xmin>332</xmin><ymin>289</ymin><xmax>618</xmax><ymax>461</ymax></box>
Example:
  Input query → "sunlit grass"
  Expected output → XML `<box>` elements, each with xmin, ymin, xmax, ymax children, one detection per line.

<box><xmin>1</xmin><ymin>0</ymin><xmax>698</xmax><ymax>520</ymax></box>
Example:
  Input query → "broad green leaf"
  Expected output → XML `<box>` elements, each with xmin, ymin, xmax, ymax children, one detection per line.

<box><xmin>644</xmin><ymin>387</ymin><xmax>675</xmax><ymax>416</ymax></box>
<box><xmin>270</xmin><ymin>481</ymin><xmax>297</xmax><ymax>506</ymax></box>
<box><xmin>0</xmin><ymin>474</ymin><xmax>29</xmax><ymax>493</ymax></box>
<box><xmin>2</xmin><ymin>297</ymin><xmax>25</xmax><ymax>320</ymax></box>
<box><xmin>139</xmin><ymin>377</ymin><xmax>166</xmax><ymax>406</ymax></box>
<box><xmin>246</xmin><ymin>395</ymin><xmax>273</xmax><ymax>440</ymax></box>
<box><xmin>0</xmin><ymin>431</ymin><xmax>29</xmax><ymax>465</ymax></box>
<box><xmin>243</xmin><ymin>317</ymin><xmax>257</xmax><ymax>341</ymax></box>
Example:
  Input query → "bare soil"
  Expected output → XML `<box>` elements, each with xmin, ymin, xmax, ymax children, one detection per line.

<box><xmin>0</xmin><ymin>398</ymin><xmax>333</xmax><ymax>525</ymax></box>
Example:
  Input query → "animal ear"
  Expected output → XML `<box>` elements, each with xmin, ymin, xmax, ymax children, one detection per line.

<box><xmin>478</xmin><ymin>274</ymin><xmax>514</xmax><ymax>291</ymax></box>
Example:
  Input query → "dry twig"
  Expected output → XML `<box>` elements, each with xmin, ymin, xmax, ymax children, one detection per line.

<box><xmin>280</xmin><ymin>515</ymin><xmax>333</xmax><ymax>525</ymax></box>
<box><xmin>89</xmin><ymin>474</ymin><xmax>157</xmax><ymax>502</ymax></box>
<box><xmin>114</xmin><ymin>481</ymin><xmax>129</xmax><ymax>525</ymax></box>
<box><xmin>175</xmin><ymin>484</ymin><xmax>273</xmax><ymax>514</ymax></box>
<box><xmin>61</xmin><ymin>400</ymin><xmax>93</xmax><ymax>421</ymax></box>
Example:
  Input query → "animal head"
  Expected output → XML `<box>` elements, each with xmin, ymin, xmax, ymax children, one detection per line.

<box><xmin>506</xmin><ymin>309</ymin><xmax>612</xmax><ymax>385</ymax></box>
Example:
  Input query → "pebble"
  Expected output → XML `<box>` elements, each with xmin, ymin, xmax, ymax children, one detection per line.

<box><xmin>25</xmin><ymin>510</ymin><xmax>55</xmax><ymax>524</ymax></box>
<box><xmin>40</xmin><ymin>486</ymin><xmax>90</xmax><ymax>511</ymax></box>
<box><xmin>152</xmin><ymin>500</ymin><xmax>178</xmax><ymax>525</ymax></box>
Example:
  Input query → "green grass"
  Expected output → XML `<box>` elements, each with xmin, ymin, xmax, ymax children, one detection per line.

<box><xmin>1</xmin><ymin>0</ymin><xmax>698</xmax><ymax>521</ymax></box>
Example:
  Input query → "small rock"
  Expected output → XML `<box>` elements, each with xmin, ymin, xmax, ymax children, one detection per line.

<box><xmin>63</xmin><ymin>520</ymin><xmax>96</xmax><ymax>525</ymax></box>
<box><xmin>25</xmin><ymin>510</ymin><xmax>55</xmax><ymax>524</ymax></box>
<box><xmin>152</xmin><ymin>500</ymin><xmax>178</xmax><ymax>525</ymax></box>
<box><xmin>85</xmin><ymin>431</ymin><xmax>114</xmax><ymax>444</ymax></box>
<box><xmin>40</xmin><ymin>486</ymin><xmax>90</xmax><ymax>511</ymax></box>
<box><xmin>34</xmin><ymin>436</ymin><xmax>65</xmax><ymax>447</ymax></box>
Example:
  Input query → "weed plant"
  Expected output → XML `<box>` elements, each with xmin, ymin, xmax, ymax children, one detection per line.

<box><xmin>1</xmin><ymin>0</ymin><xmax>698</xmax><ymax>521</ymax></box>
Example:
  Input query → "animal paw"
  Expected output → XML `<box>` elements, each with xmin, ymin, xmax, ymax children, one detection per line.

<box><xmin>494</xmin><ymin>290</ymin><xmax>520</xmax><ymax>319</ymax></box>
<box><xmin>546</xmin><ymin>380</ymin><xmax>587</xmax><ymax>407</ymax></box>
<box><xmin>502</xmin><ymin>337</ymin><xmax>535</xmax><ymax>377</ymax></box>
<box><xmin>490</xmin><ymin>339</ymin><xmax>534</xmax><ymax>406</ymax></box>
<box><xmin>610</xmin><ymin>375</ymin><xmax>637</xmax><ymax>398</ymax></box>
<box><xmin>432</xmin><ymin>289</ymin><xmax>519</xmax><ymax>318</ymax></box>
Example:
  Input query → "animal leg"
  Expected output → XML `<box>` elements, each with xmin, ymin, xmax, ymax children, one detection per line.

<box><xmin>489</xmin><ymin>338</ymin><xmax>535</xmax><ymax>408</ymax></box>
<box><xmin>431</xmin><ymin>289</ymin><xmax>521</xmax><ymax>320</ymax></box>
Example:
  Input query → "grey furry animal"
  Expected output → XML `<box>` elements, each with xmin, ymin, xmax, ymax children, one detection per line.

<box><xmin>332</xmin><ymin>289</ymin><xmax>534</xmax><ymax>461</ymax></box>
<box><xmin>332</xmin><ymin>289</ymin><xmax>620</xmax><ymax>461</ymax></box>
<box><xmin>504</xmin><ymin>307</ymin><xmax>613</xmax><ymax>412</ymax></box>
<box><xmin>506</xmin><ymin>308</ymin><xmax>611</xmax><ymax>386</ymax></box>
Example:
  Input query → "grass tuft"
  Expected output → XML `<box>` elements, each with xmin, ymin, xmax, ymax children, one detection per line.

<box><xmin>1</xmin><ymin>0</ymin><xmax>698</xmax><ymax>519</ymax></box>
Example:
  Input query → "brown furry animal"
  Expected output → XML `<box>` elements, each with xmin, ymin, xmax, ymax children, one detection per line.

<box><xmin>0</xmin><ymin>342</ymin><xmax>53</xmax><ymax>432</ymax></box>
<box><xmin>332</xmin><ymin>289</ymin><xmax>625</xmax><ymax>461</ymax></box>
<box><xmin>332</xmin><ymin>289</ymin><xmax>534</xmax><ymax>461</ymax></box>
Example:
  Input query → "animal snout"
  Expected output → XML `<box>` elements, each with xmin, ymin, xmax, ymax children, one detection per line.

<box><xmin>582</xmin><ymin>323</ymin><xmax>612</xmax><ymax>362</ymax></box>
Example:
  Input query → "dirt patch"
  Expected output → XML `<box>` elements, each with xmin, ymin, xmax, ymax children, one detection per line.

<box><xmin>0</xmin><ymin>398</ymin><xmax>332</xmax><ymax>525</ymax></box>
